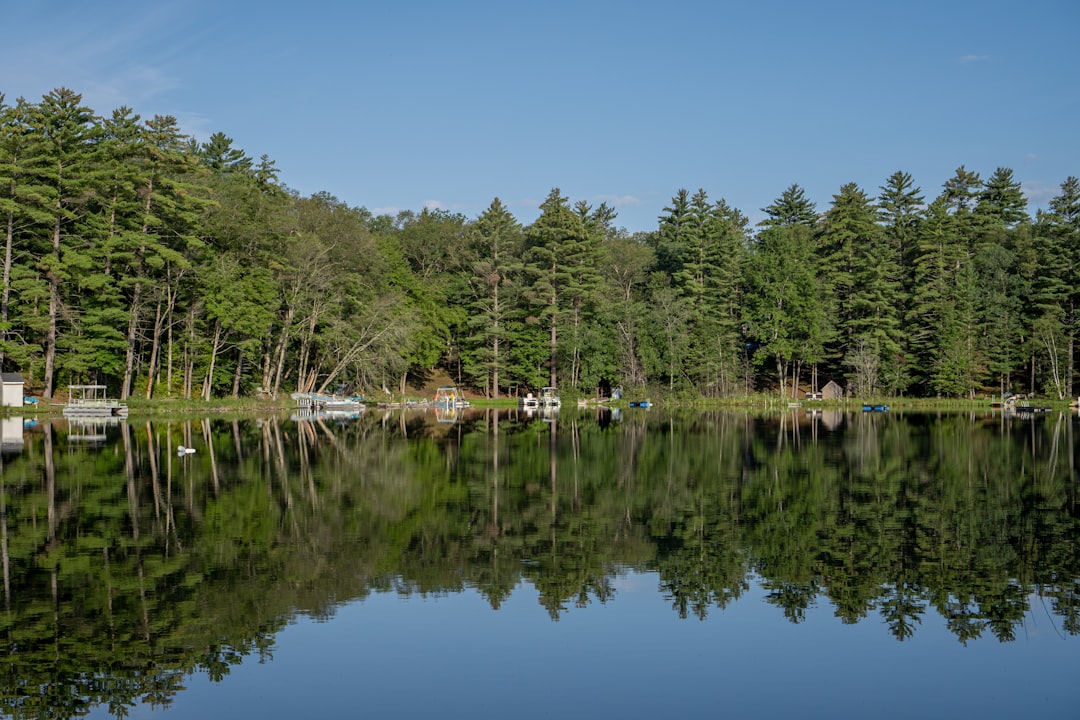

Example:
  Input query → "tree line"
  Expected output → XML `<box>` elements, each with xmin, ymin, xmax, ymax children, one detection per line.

<box><xmin>3</xmin><ymin>87</ymin><xmax>1078</xmax><ymax>401</ymax></box>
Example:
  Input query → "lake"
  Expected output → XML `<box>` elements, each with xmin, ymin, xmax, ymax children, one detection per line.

<box><xmin>1</xmin><ymin>407</ymin><xmax>1077</xmax><ymax>719</ymax></box>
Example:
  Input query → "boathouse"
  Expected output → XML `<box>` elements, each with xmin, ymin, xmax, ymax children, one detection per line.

<box><xmin>0</xmin><ymin>373</ymin><xmax>25</xmax><ymax>407</ymax></box>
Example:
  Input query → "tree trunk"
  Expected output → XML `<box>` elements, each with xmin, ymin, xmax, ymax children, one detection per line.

<box><xmin>0</xmin><ymin>209</ymin><xmax>12</xmax><ymax>368</ymax></box>
<box><xmin>121</xmin><ymin>281</ymin><xmax>142</xmax><ymax>400</ymax></box>
<box><xmin>271</xmin><ymin>305</ymin><xmax>295</xmax><ymax>399</ymax></box>
<box><xmin>1068</xmin><ymin>313</ymin><xmax>1075</xmax><ymax>398</ymax></box>
<box><xmin>202</xmin><ymin>319</ymin><xmax>223</xmax><ymax>401</ymax></box>
<box><xmin>44</xmin><ymin>217</ymin><xmax>61</xmax><ymax>398</ymax></box>
<box><xmin>549</xmin><ymin>302</ymin><xmax>558</xmax><ymax>388</ymax></box>
<box><xmin>491</xmin><ymin>281</ymin><xmax>501</xmax><ymax>399</ymax></box>
<box><xmin>121</xmin><ymin>184</ymin><xmax>155</xmax><ymax>401</ymax></box>
<box><xmin>145</xmin><ymin>296</ymin><xmax>164</xmax><ymax>399</ymax></box>
<box><xmin>232</xmin><ymin>347</ymin><xmax>243</xmax><ymax>398</ymax></box>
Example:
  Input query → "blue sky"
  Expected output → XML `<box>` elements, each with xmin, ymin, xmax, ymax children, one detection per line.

<box><xmin>2</xmin><ymin>0</ymin><xmax>1077</xmax><ymax>231</ymax></box>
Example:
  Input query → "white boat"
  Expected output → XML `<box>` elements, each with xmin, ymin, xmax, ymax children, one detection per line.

<box><xmin>539</xmin><ymin>387</ymin><xmax>561</xmax><ymax>408</ymax></box>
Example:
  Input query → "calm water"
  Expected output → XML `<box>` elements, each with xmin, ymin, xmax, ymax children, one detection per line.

<box><xmin>0</xmin><ymin>408</ymin><xmax>1077</xmax><ymax>719</ymax></box>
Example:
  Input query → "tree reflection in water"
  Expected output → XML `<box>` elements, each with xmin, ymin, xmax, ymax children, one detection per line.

<box><xmin>0</xmin><ymin>408</ymin><xmax>1077</xmax><ymax>716</ymax></box>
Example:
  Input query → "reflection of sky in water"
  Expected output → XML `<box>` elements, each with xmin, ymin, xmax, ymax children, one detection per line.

<box><xmin>114</xmin><ymin>572</ymin><xmax>1078</xmax><ymax>720</ymax></box>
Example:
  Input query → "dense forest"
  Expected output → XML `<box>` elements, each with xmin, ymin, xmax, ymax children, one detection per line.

<box><xmin>2</xmin><ymin>87</ymin><xmax>1079</xmax><ymax>401</ymax></box>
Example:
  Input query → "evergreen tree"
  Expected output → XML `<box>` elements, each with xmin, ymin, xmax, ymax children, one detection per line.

<box><xmin>909</xmin><ymin>199</ymin><xmax>981</xmax><ymax>396</ymax></box>
<box><xmin>976</xmin><ymin>167</ymin><xmax>1027</xmax><ymax>228</ymax></box>
<box><xmin>821</xmin><ymin>182</ymin><xmax>900</xmax><ymax>395</ymax></box>
<box><xmin>941</xmin><ymin>165</ymin><xmax>983</xmax><ymax>217</ymax></box>
<box><xmin>747</xmin><ymin>186</ymin><xmax>828</xmax><ymax>398</ymax></box>
<box><xmin>523</xmin><ymin>188</ymin><xmax>589</xmax><ymax>389</ymax></box>
<box><xmin>199</xmin><ymin>131</ymin><xmax>252</xmax><ymax>174</ymax></box>
<box><xmin>877</xmin><ymin>171</ymin><xmax>925</xmax><ymax>393</ymax></box>
<box><xmin>464</xmin><ymin>198</ymin><xmax>522</xmax><ymax>397</ymax></box>
<box><xmin>760</xmin><ymin>183</ymin><xmax>818</xmax><ymax>227</ymax></box>
<box><xmin>24</xmin><ymin>88</ymin><xmax>106</xmax><ymax>396</ymax></box>
<box><xmin>653</xmin><ymin>188</ymin><xmax>691</xmax><ymax>278</ymax></box>
<box><xmin>0</xmin><ymin>94</ymin><xmax>51</xmax><ymax>374</ymax></box>
<box><xmin>1032</xmin><ymin>177</ymin><xmax>1080</xmax><ymax>397</ymax></box>
<box><xmin>566</xmin><ymin>200</ymin><xmax>610</xmax><ymax>391</ymax></box>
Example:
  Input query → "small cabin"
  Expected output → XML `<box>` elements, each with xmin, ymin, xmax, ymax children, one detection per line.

<box><xmin>0</xmin><ymin>373</ymin><xmax>25</xmax><ymax>407</ymax></box>
<box><xmin>820</xmin><ymin>380</ymin><xmax>844</xmax><ymax>400</ymax></box>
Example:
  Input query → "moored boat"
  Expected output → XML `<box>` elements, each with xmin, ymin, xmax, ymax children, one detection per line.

<box><xmin>538</xmin><ymin>386</ymin><xmax>561</xmax><ymax>408</ymax></box>
<box><xmin>433</xmin><ymin>385</ymin><xmax>469</xmax><ymax>408</ymax></box>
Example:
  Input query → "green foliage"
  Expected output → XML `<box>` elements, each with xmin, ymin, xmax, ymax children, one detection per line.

<box><xmin>0</xmin><ymin>86</ymin><xmax>1077</xmax><ymax>400</ymax></box>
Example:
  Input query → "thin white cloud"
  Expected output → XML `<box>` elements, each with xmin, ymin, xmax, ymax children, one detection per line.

<box><xmin>171</xmin><ymin>111</ymin><xmax>214</xmax><ymax>142</ymax></box>
<box><xmin>0</xmin><ymin>5</ymin><xmax>195</xmax><ymax>115</ymax></box>
<box><xmin>1021</xmin><ymin>181</ymin><xmax>1058</xmax><ymax>207</ymax></box>
<box><xmin>959</xmin><ymin>54</ymin><xmax>990</xmax><ymax>63</ymax></box>
<box><xmin>423</xmin><ymin>200</ymin><xmax>446</xmax><ymax>211</ymax></box>
<box><xmin>594</xmin><ymin>194</ymin><xmax>643</xmax><ymax>207</ymax></box>
<box><xmin>371</xmin><ymin>207</ymin><xmax>404</xmax><ymax>216</ymax></box>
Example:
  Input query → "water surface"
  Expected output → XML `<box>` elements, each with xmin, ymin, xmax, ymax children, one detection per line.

<box><xmin>1</xmin><ymin>408</ymin><xmax>1076</xmax><ymax>718</ymax></box>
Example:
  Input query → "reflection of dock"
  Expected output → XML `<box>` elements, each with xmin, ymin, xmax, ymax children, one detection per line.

<box><xmin>290</xmin><ymin>409</ymin><xmax>364</xmax><ymax>423</ymax></box>
<box><xmin>66</xmin><ymin>416</ymin><xmax>126</xmax><ymax>443</ymax></box>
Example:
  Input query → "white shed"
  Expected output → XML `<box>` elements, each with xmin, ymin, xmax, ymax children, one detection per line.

<box><xmin>1</xmin><ymin>373</ymin><xmax>25</xmax><ymax>407</ymax></box>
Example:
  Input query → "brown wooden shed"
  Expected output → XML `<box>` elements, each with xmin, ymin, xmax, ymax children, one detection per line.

<box><xmin>820</xmin><ymin>380</ymin><xmax>844</xmax><ymax>400</ymax></box>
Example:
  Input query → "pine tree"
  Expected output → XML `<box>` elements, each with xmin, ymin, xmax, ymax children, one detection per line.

<box><xmin>877</xmin><ymin>171</ymin><xmax>925</xmax><ymax>393</ymax></box>
<box><xmin>1032</xmin><ymin>177</ymin><xmax>1080</xmax><ymax>397</ymax></box>
<box><xmin>821</xmin><ymin>183</ymin><xmax>901</xmax><ymax>395</ymax></box>
<box><xmin>199</xmin><ymin>131</ymin><xmax>252</xmax><ymax>174</ymax></box>
<box><xmin>909</xmin><ymin>199</ymin><xmax>981</xmax><ymax>396</ymax></box>
<box><xmin>0</xmin><ymin>94</ymin><xmax>52</xmax><ymax>373</ymax></box>
<box><xmin>976</xmin><ymin>167</ymin><xmax>1027</xmax><ymax>228</ymax></box>
<box><xmin>941</xmin><ymin>165</ymin><xmax>983</xmax><ymax>217</ymax></box>
<box><xmin>761</xmin><ymin>183</ymin><xmax>818</xmax><ymax>227</ymax></box>
<box><xmin>465</xmin><ymin>198</ymin><xmax>522</xmax><ymax>398</ymax></box>
<box><xmin>25</xmin><ymin>88</ymin><xmax>107</xmax><ymax>396</ymax></box>
<box><xmin>523</xmin><ymin>188</ymin><xmax>589</xmax><ymax>389</ymax></box>
<box><xmin>653</xmin><ymin>188</ymin><xmax>691</xmax><ymax>278</ymax></box>
<box><xmin>747</xmin><ymin>185</ymin><xmax>827</xmax><ymax>398</ymax></box>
